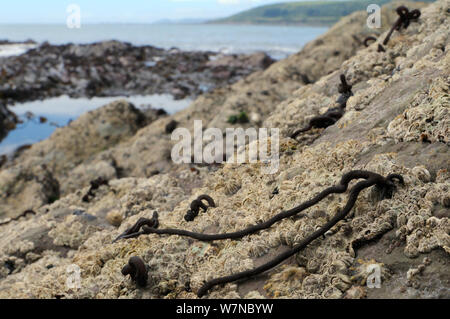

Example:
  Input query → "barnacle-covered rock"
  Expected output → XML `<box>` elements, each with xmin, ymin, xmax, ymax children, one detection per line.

<box><xmin>0</xmin><ymin>0</ymin><xmax>448</xmax><ymax>300</ymax></box>
<box><xmin>264</xmin><ymin>266</ymin><xmax>307</xmax><ymax>297</ymax></box>
<box><xmin>387</xmin><ymin>76</ymin><xmax>449</xmax><ymax>145</ymax></box>
<box><xmin>106</xmin><ymin>210</ymin><xmax>123</xmax><ymax>227</ymax></box>
<box><xmin>343</xmin><ymin>285</ymin><xmax>367</xmax><ymax>299</ymax></box>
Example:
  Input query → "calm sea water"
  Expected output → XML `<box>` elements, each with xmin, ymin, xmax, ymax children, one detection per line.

<box><xmin>0</xmin><ymin>23</ymin><xmax>328</xmax><ymax>155</ymax></box>
<box><xmin>0</xmin><ymin>95</ymin><xmax>192</xmax><ymax>155</ymax></box>
<box><xmin>0</xmin><ymin>23</ymin><xmax>328</xmax><ymax>60</ymax></box>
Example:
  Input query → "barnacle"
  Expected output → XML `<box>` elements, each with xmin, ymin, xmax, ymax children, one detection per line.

<box><xmin>343</xmin><ymin>285</ymin><xmax>367</xmax><ymax>299</ymax></box>
<box><xmin>264</xmin><ymin>266</ymin><xmax>307</xmax><ymax>297</ymax></box>
<box><xmin>349</xmin><ymin>258</ymin><xmax>390</xmax><ymax>286</ymax></box>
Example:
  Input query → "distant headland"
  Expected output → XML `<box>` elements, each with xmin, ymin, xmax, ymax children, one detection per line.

<box><xmin>208</xmin><ymin>0</ymin><xmax>435</xmax><ymax>25</ymax></box>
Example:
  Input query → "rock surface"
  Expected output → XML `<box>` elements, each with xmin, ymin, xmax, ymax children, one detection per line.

<box><xmin>0</xmin><ymin>1</ymin><xmax>448</xmax><ymax>299</ymax></box>
<box><xmin>0</xmin><ymin>40</ymin><xmax>274</xmax><ymax>105</ymax></box>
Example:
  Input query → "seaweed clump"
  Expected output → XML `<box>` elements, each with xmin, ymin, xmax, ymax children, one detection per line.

<box><xmin>363</xmin><ymin>6</ymin><xmax>421</xmax><ymax>52</ymax></box>
<box><xmin>82</xmin><ymin>177</ymin><xmax>109</xmax><ymax>202</ymax></box>
<box><xmin>122</xmin><ymin>256</ymin><xmax>148</xmax><ymax>287</ymax></box>
<box><xmin>184</xmin><ymin>194</ymin><xmax>216</xmax><ymax>222</ymax></box>
<box><xmin>290</xmin><ymin>74</ymin><xmax>353</xmax><ymax>139</ymax></box>
<box><xmin>227</xmin><ymin>111</ymin><xmax>249</xmax><ymax>124</ymax></box>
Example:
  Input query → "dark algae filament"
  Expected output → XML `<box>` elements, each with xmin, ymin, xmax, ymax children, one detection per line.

<box><xmin>290</xmin><ymin>74</ymin><xmax>352</xmax><ymax>139</ymax></box>
<box><xmin>82</xmin><ymin>177</ymin><xmax>109</xmax><ymax>203</ymax></box>
<box><xmin>112</xmin><ymin>211</ymin><xmax>159</xmax><ymax>243</ymax></box>
<box><xmin>184</xmin><ymin>194</ymin><xmax>216</xmax><ymax>222</ymax></box>
<box><xmin>197</xmin><ymin>172</ymin><xmax>404</xmax><ymax>297</ymax></box>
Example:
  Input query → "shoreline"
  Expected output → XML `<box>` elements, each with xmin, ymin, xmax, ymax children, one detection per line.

<box><xmin>0</xmin><ymin>39</ymin><xmax>276</xmax><ymax>145</ymax></box>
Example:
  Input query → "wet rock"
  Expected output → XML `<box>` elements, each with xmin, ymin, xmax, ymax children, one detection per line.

<box><xmin>0</xmin><ymin>40</ymin><xmax>273</xmax><ymax>108</ymax></box>
<box><xmin>0</xmin><ymin>102</ymin><xmax>18</xmax><ymax>141</ymax></box>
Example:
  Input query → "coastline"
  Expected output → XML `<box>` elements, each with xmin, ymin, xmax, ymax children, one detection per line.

<box><xmin>0</xmin><ymin>40</ymin><xmax>275</xmax><ymax>150</ymax></box>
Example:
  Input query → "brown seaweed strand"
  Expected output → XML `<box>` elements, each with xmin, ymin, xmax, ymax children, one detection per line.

<box><xmin>121</xmin><ymin>256</ymin><xmax>148</xmax><ymax>287</ymax></box>
<box><xmin>139</xmin><ymin>171</ymin><xmax>391</xmax><ymax>241</ymax></box>
<box><xmin>197</xmin><ymin>172</ymin><xmax>403</xmax><ymax>297</ymax></box>
<box><xmin>0</xmin><ymin>209</ymin><xmax>36</xmax><ymax>226</ymax></box>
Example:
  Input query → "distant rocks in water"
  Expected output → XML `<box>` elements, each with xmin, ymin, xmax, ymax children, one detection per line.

<box><xmin>0</xmin><ymin>40</ymin><xmax>274</xmax><ymax>106</ymax></box>
<box><xmin>0</xmin><ymin>39</ymin><xmax>36</xmax><ymax>45</ymax></box>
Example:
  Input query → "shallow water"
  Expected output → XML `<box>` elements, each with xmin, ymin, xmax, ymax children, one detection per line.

<box><xmin>0</xmin><ymin>24</ymin><xmax>328</xmax><ymax>60</ymax></box>
<box><xmin>0</xmin><ymin>95</ymin><xmax>192</xmax><ymax>155</ymax></box>
<box><xmin>0</xmin><ymin>23</ymin><xmax>329</xmax><ymax>154</ymax></box>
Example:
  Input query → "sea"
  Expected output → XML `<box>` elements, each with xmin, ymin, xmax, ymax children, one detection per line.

<box><xmin>0</xmin><ymin>23</ymin><xmax>328</xmax><ymax>155</ymax></box>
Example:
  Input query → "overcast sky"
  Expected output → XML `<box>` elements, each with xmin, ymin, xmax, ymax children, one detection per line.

<box><xmin>0</xmin><ymin>0</ymin><xmax>323</xmax><ymax>24</ymax></box>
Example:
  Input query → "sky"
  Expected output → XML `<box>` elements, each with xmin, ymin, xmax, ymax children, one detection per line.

<box><xmin>0</xmin><ymin>0</ymin><xmax>311</xmax><ymax>24</ymax></box>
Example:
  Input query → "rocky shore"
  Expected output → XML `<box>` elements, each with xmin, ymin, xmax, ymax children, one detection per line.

<box><xmin>0</xmin><ymin>40</ymin><xmax>274</xmax><ymax>140</ymax></box>
<box><xmin>0</xmin><ymin>1</ymin><xmax>448</xmax><ymax>299</ymax></box>
<box><xmin>0</xmin><ymin>40</ymin><xmax>274</xmax><ymax>104</ymax></box>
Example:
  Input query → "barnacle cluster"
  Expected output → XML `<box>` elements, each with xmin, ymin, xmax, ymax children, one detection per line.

<box><xmin>387</xmin><ymin>76</ymin><xmax>449</xmax><ymax>144</ymax></box>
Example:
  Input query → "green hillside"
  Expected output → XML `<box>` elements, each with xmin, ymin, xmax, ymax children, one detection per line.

<box><xmin>209</xmin><ymin>0</ymin><xmax>433</xmax><ymax>25</ymax></box>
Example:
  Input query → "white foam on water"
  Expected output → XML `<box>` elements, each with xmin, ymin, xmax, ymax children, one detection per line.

<box><xmin>0</xmin><ymin>43</ymin><xmax>37</xmax><ymax>57</ymax></box>
<box><xmin>11</xmin><ymin>94</ymin><xmax>192</xmax><ymax>116</ymax></box>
